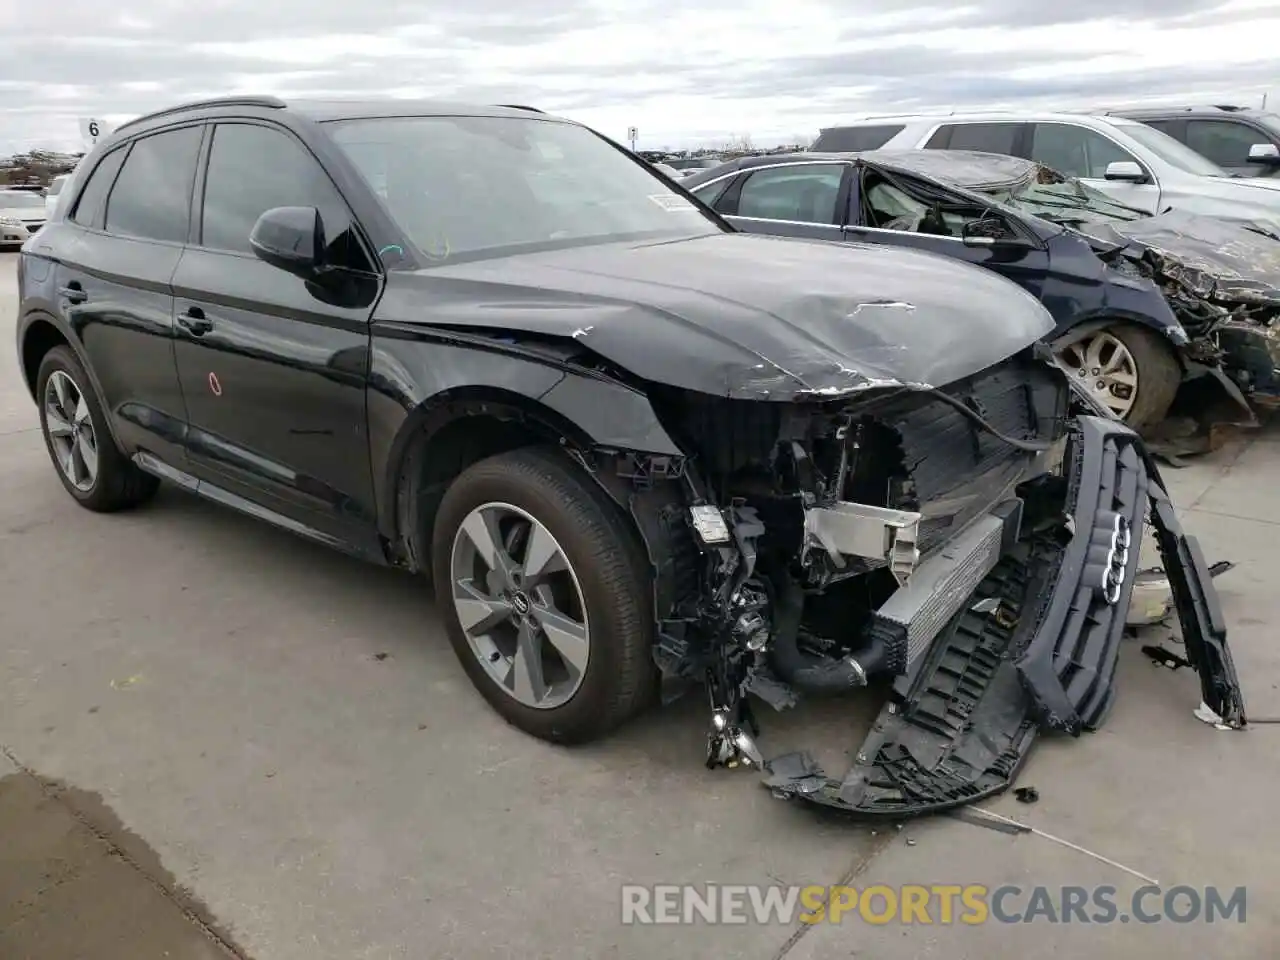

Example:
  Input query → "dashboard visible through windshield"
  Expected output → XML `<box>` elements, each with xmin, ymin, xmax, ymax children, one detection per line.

<box><xmin>326</xmin><ymin>115</ymin><xmax>720</xmax><ymax>264</ymax></box>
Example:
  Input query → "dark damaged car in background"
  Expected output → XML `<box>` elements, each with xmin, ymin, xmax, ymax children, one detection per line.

<box><xmin>687</xmin><ymin>149</ymin><xmax>1280</xmax><ymax>454</ymax></box>
<box><xmin>15</xmin><ymin>97</ymin><xmax>1245</xmax><ymax>820</ymax></box>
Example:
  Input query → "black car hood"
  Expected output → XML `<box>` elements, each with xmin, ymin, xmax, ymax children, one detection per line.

<box><xmin>1073</xmin><ymin>210</ymin><xmax>1280</xmax><ymax>306</ymax></box>
<box><xmin>385</xmin><ymin>232</ymin><xmax>1054</xmax><ymax>400</ymax></box>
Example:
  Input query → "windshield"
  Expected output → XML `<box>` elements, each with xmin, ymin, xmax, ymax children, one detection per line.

<box><xmin>999</xmin><ymin>175</ymin><xmax>1148</xmax><ymax>225</ymax></box>
<box><xmin>1120</xmin><ymin>122</ymin><xmax>1228</xmax><ymax>176</ymax></box>
<box><xmin>327</xmin><ymin>116</ymin><xmax>719</xmax><ymax>263</ymax></box>
<box><xmin>0</xmin><ymin>192</ymin><xmax>44</xmax><ymax>209</ymax></box>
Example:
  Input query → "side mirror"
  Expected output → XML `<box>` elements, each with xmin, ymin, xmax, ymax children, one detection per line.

<box><xmin>1103</xmin><ymin>160</ymin><xmax>1149</xmax><ymax>183</ymax></box>
<box><xmin>1247</xmin><ymin>143</ymin><xmax>1280</xmax><ymax>165</ymax></box>
<box><xmin>961</xmin><ymin>216</ymin><xmax>1026</xmax><ymax>248</ymax></box>
<box><xmin>250</xmin><ymin>206</ymin><xmax>325</xmax><ymax>277</ymax></box>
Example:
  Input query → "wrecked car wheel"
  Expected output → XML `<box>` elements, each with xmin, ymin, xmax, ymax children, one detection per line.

<box><xmin>432</xmin><ymin>446</ymin><xmax>656</xmax><ymax>744</ymax></box>
<box><xmin>1055</xmin><ymin>325</ymin><xmax>1179</xmax><ymax>430</ymax></box>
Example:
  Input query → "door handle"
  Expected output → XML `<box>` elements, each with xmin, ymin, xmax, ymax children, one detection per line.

<box><xmin>59</xmin><ymin>283</ymin><xmax>87</xmax><ymax>304</ymax></box>
<box><xmin>177</xmin><ymin>306</ymin><xmax>213</xmax><ymax>336</ymax></box>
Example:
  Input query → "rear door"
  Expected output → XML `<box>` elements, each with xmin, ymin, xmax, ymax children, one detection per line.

<box><xmin>692</xmin><ymin>161</ymin><xmax>853</xmax><ymax>240</ymax></box>
<box><xmin>921</xmin><ymin>121</ymin><xmax>1028</xmax><ymax>157</ymax></box>
<box><xmin>52</xmin><ymin>125</ymin><xmax>204</xmax><ymax>468</ymax></box>
<box><xmin>170</xmin><ymin>119</ymin><xmax>383</xmax><ymax>553</ymax></box>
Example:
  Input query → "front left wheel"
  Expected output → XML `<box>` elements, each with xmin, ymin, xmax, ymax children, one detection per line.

<box><xmin>36</xmin><ymin>346</ymin><xmax>158</xmax><ymax>512</ymax></box>
<box><xmin>431</xmin><ymin>446</ymin><xmax>656</xmax><ymax>744</ymax></box>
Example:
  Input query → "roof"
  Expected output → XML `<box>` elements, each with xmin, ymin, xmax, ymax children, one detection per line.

<box><xmin>820</xmin><ymin>111</ymin><xmax>1142</xmax><ymax>129</ymax></box>
<box><xmin>286</xmin><ymin>99</ymin><xmax>559</xmax><ymax>123</ymax></box>
<box><xmin>1106</xmin><ymin>104</ymin><xmax>1265</xmax><ymax>118</ymax></box>
<box><xmin>111</xmin><ymin>95</ymin><xmax>563</xmax><ymax>135</ymax></box>
<box><xmin>684</xmin><ymin>148</ymin><xmax>1039</xmax><ymax>192</ymax></box>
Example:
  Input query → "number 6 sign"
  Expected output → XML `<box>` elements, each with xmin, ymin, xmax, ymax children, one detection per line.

<box><xmin>79</xmin><ymin>117</ymin><xmax>105</xmax><ymax>145</ymax></box>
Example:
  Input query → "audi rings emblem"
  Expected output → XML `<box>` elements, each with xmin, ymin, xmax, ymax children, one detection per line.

<box><xmin>1100</xmin><ymin>514</ymin><xmax>1131</xmax><ymax>606</ymax></box>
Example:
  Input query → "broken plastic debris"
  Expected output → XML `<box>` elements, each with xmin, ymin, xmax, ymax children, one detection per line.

<box><xmin>571</xmin><ymin>325</ymin><xmax>594</xmax><ymax>339</ymax></box>
<box><xmin>1194</xmin><ymin>702</ymin><xmax>1231</xmax><ymax>730</ymax></box>
<box><xmin>1014</xmin><ymin>786</ymin><xmax>1040</xmax><ymax>804</ymax></box>
<box><xmin>110</xmin><ymin>675</ymin><xmax>143</xmax><ymax>689</ymax></box>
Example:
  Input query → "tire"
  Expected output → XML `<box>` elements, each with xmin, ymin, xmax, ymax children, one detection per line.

<box><xmin>431</xmin><ymin>445</ymin><xmax>656</xmax><ymax>744</ymax></box>
<box><xmin>36</xmin><ymin>346</ymin><xmax>159</xmax><ymax>512</ymax></box>
<box><xmin>1056</xmin><ymin>324</ymin><xmax>1181</xmax><ymax>432</ymax></box>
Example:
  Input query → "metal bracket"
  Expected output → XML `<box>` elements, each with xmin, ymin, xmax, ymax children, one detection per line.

<box><xmin>802</xmin><ymin>501</ymin><xmax>922</xmax><ymax>585</ymax></box>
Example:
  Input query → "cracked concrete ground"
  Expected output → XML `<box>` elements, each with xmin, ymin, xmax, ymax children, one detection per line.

<box><xmin>1</xmin><ymin>251</ymin><xmax>1277</xmax><ymax>959</ymax></box>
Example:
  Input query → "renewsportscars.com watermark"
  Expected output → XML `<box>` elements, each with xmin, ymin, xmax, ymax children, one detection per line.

<box><xmin>621</xmin><ymin>884</ymin><xmax>1247</xmax><ymax>926</ymax></box>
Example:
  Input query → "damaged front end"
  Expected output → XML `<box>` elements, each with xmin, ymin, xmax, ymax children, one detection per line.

<box><xmin>1084</xmin><ymin>212</ymin><xmax>1280</xmax><ymax>427</ymax></box>
<box><xmin>587</xmin><ymin>348</ymin><xmax>1245</xmax><ymax>818</ymax></box>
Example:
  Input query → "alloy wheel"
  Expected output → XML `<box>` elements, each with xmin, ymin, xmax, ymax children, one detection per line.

<box><xmin>43</xmin><ymin>370</ymin><xmax>99</xmax><ymax>492</ymax></box>
<box><xmin>1057</xmin><ymin>331</ymin><xmax>1139</xmax><ymax>419</ymax></box>
<box><xmin>450</xmin><ymin>502</ymin><xmax>591</xmax><ymax>710</ymax></box>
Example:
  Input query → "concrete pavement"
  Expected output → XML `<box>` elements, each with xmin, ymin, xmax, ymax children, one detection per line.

<box><xmin>2</xmin><ymin>251</ymin><xmax>1276</xmax><ymax>959</ymax></box>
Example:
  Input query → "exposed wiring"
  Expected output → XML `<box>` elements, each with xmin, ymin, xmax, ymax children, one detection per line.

<box><xmin>922</xmin><ymin>387</ymin><xmax>1053</xmax><ymax>452</ymax></box>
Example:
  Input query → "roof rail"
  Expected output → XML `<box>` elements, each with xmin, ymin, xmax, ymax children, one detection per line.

<box><xmin>113</xmin><ymin>95</ymin><xmax>287</xmax><ymax>133</ymax></box>
<box><xmin>496</xmin><ymin>104</ymin><xmax>544</xmax><ymax>113</ymax></box>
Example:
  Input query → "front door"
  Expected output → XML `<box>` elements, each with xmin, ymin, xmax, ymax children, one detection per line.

<box><xmin>1027</xmin><ymin>122</ymin><xmax>1163</xmax><ymax>215</ymax></box>
<box><xmin>843</xmin><ymin>166</ymin><xmax>1055</xmax><ymax>306</ymax></box>
<box><xmin>170</xmin><ymin>120</ymin><xmax>383</xmax><ymax>554</ymax></box>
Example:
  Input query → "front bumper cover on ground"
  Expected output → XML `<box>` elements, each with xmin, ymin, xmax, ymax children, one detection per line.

<box><xmin>763</xmin><ymin>417</ymin><xmax>1246</xmax><ymax>819</ymax></box>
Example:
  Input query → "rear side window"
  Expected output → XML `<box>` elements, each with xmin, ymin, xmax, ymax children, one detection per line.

<box><xmin>811</xmin><ymin>125</ymin><xmax>904</xmax><ymax>152</ymax></box>
<box><xmin>1142</xmin><ymin>118</ymin><xmax>1181</xmax><ymax>138</ymax></box>
<box><xmin>735</xmin><ymin>164</ymin><xmax>845</xmax><ymax>223</ymax></box>
<box><xmin>199</xmin><ymin>123</ymin><xmax>370</xmax><ymax>270</ymax></box>
<box><xmin>926</xmin><ymin>123</ymin><xmax>1022</xmax><ymax>155</ymax></box>
<box><xmin>69</xmin><ymin>149</ymin><xmax>126</xmax><ymax>228</ymax></box>
<box><xmin>105</xmin><ymin>126</ymin><xmax>203</xmax><ymax>243</ymax></box>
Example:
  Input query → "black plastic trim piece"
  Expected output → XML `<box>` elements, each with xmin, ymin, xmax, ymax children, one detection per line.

<box><xmin>761</xmin><ymin>415</ymin><xmax>1245</xmax><ymax>820</ymax></box>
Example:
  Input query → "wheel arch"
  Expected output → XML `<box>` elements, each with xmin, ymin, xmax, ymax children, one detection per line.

<box><xmin>384</xmin><ymin>383</ymin><xmax>653</xmax><ymax>577</ymax></box>
<box><xmin>18</xmin><ymin>311</ymin><xmax>128</xmax><ymax>451</ymax></box>
<box><xmin>1051</xmin><ymin>310</ymin><xmax>1187</xmax><ymax>372</ymax></box>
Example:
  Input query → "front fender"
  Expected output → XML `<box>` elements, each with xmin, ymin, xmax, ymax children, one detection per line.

<box><xmin>368</xmin><ymin>331</ymin><xmax>682</xmax><ymax>543</ymax></box>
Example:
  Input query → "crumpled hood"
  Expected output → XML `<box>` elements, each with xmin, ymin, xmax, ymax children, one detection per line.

<box><xmin>1073</xmin><ymin>209</ymin><xmax>1280</xmax><ymax>306</ymax></box>
<box><xmin>383</xmin><ymin>232</ymin><xmax>1054</xmax><ymax>399</ymax></box>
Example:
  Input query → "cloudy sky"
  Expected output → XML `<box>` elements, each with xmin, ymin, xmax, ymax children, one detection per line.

<box><xmin>3</xmin><ymin>0</ymin><xmax>1279</xmax><ymax>155</ymax></box>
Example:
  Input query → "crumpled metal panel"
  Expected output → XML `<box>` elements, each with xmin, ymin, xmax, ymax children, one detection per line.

<box><xmin>762</xmin><ymin>416</ymin><xmax>1245</xmax><ymax>820</ymax></box>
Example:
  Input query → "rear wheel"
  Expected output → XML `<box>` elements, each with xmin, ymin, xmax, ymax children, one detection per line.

<box><xmin>37</xmin><ymin>346</ymin><xmax>158</xmax><ymax>511</ymax></box>
<box><xmin>1056</xmin><ymin>325</ymin><xmax>1180</xmax><ymax>430</ymax></box>
<box><xmin>431</xmin><ymin>446</ymin><xmax>656</xmax><ymax>744</ymax></box>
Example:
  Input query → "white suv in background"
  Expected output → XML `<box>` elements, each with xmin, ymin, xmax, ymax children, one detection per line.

<box><xmin>812</xmin><ymin>112</ymin><xmax>1280</xmax><ymax>220</ymax></box>
<box><xmin>44</xmin><ymin>173</ymin><xmax>71</xmax><ymax>219</ymax></box>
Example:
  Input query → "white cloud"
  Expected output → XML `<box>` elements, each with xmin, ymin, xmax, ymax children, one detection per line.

<box><xmin>3</xmin><ymin>0</ymin><xmax>1279</xmax><ymax>154</ymax></box>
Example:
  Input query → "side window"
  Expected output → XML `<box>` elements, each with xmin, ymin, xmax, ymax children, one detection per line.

<box><xmin>1143</xmin><ymin>119</ymin><xmax>1181</xmax><ymax>138</ymax></box>
<box><xmin>104</xmin><ymin>127</ymin><xmax>203</xmax><ymax>243</ymax></box>
<box><xmin>69</xmin><ymin>149</ymin><xmax>127</xmax><ymax>228</ymax></box>
<box><xmin>811</xmin><ymin>125</ymin><xmax>905</xmax><ymax>152</ymax></box>
<box><xmin>200</xmin><ymin>123</ymin><xmax>369</xmax><ymax>270</ymax></box>
<box><xmin>1029</xmin><ymin>123</ymin><xmax>1136</xmax><ymax>179</ymax></box>
<box><xmin>735</xmin><ymin>165</ymin><xmax>845</xmax><ymax>224</ymax></box>
<box><xmin>926</xmin><ymin>123</ymin><xmax>1021</xmax><ymax>155</ymax></box>
<box><xmin>692</xmin><ymin>178</ymin><xmax>733</xmax><ymax>209</ymax></box>
<box><xmin>1185</xmin><ymin>120</ymin><xmax>1268</xmax><ymax>168</ymax></box>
